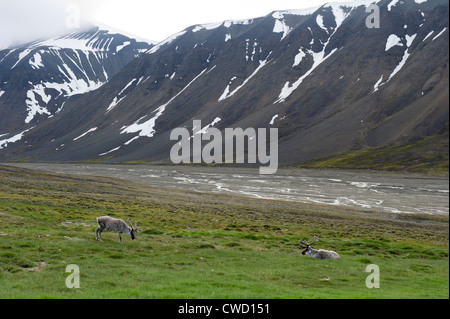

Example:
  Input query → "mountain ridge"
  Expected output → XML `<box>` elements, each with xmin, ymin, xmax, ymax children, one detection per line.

<box><xmin>0</xmin><ymin>0</ymin><xmax>448</xmax><ymax>171</ymax></box>
<box><xmin>0</xmin><ymin>26</ymin><xmax>153</xmax><ymax>134</ymax></box>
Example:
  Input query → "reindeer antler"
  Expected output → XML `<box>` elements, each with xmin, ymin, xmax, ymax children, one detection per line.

<box><xmin>299</xmin><ymin>236</ymin><xmax>319</xmax><ymax>247</ymax></box>
<box><xmin>127</xmin><ymin>218</ymin><xmax>134</xmax><ymax>229</ymax></box>
<box><xmin>134</xmin><ymin>220</ymin><xmax>141</xmax><ymax>233</ymax></box>
<box><xmin>299</xmin><ymin>239</ymin><xmax>309</xmax><ymax>248</ymax></box>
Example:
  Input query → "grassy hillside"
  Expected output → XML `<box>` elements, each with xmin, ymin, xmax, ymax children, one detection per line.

<box><xmin>297</xmin><ymin>133</ymin><xmax>449</xmax><ymax>174</ymax></box>
<box><xmin>0</xmin><ymin>165</ymin><xmax>448</xmax><ymax>299</ymax></box>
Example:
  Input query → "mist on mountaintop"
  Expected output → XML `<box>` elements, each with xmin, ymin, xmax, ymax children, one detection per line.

<box><xmin>0</xmin><ymin>0</ymin><xmax>95</xmax><ymax>50</ymax></box>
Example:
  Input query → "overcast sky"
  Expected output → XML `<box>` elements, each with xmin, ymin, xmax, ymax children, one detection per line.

<box><xmin>0</xmin><ymin>0</ymin><xmax>356</xmax><ymax>49</ymax></box>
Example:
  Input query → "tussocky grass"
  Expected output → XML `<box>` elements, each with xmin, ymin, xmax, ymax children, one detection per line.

<box><xmin>0</xmin><ymin>164</ymin><xmax>448</xmax><ymax>299</ymax></box>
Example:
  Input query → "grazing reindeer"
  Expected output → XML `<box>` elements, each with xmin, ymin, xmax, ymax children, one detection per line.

<box><xmin>96</xmin><ymin>216</ymin><xmax>140</xmax><ymax>243</ymax></box>
<box><xmin>299</xmin><ymin>236</ymin><xmax>340</xmax><ymax>260</ymax></box>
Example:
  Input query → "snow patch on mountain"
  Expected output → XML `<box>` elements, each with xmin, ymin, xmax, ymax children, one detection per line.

<box><xmin>276</xmin><ymin>46</ymin><xmax>338</xmax><ymax>103</ymax></box>
<box><xmin>269</xmin><ymin>114</ymin><xmax>279</xmax><ymax>125</ymax></box>
<box><xmin>324</xmin><ymin>2</ymin><xmax>354</xmax><ymax>29</ymax></box>
<box><xmin>275</xmin><ymin>2</ymin><xmax>380</xmax><ymax>103</ymax></box>
<box><xmin>219</xmin><ymin>54</ymin><xmax>271</xmax><ymax>102</ymax></box>
<box><xmin>276</xmin><ymin>7</ymin><xmax>320</xmax><ymax>16</ymax></box>
<box><xmin>29</xmin><ymin>52</ymin><xmax>44</xmax><ymax>69</ymax></box>
<box><xmin>147</xmin><ymin>30</ymin><xmax>187</xmax><ymax>55</ymax></box>
<box><xmin>386</xmin><ymin>34</ymin><xmax>417</xmax><ymax>81</ymax></box>
<box><xmin>192</xmin><ymin>117</ymin><xmax>222</xmax><ymax>139</ymax></box>
<box><xmin>99</xmin><ymin>146</ymin><xmax>121</xmax><ymax>157</ymax></box>
<box><xmin>45</xmin><ymin>78</ymin><xmax>104</xmax><ymax>99</ymax></box>
<box><xmin>432</xmin><ymin>28</ymin><xmax>448</xmax><ymax>41</ymax></box>
<box><xmin>275</xmin><ymin>4</ymin><xmax>355</xmax><ymax>103</ymax></box>
<box><xmin>223</xmin><ymin>19</ymin><xmax>252</xmax><ymax>28</ymax></box>
<box><xmin>192</xmin><ymin>22</ymin><xmax>223</xmax><ymax>33</ymax></box>
<box><xmin>33</xmin><ymin>30</ymin><xmax>115</xmax><ymax>52</ymax></box>
<box><xmin>17</xmin><ymin>42</ymin><xmax>124</xmax><ymax>123</ymax></box>
<box><xmin>388</xmin><ymin>0</ymin><xmax>400</xmax><ymax>11</ymax></box>
<box><xmin>272</xmin><ymin>12</ymin><xmax>292</xmax><ymax>40</ymax></box>
<box><xmin>116</xmin><ymin>41</ymin><xmax>131</xmax><ymax>52</ymax></box>
<box><xmin>385</xmin><ymin>34</ymin><xmax>404</xmax><ymax>51</ymax></box>
<box><xmin>0</xmin><ymin>127</ymin><xmax>34</xmax><ymax>150</ymax></box>
<box><xmin>373</xmin><ymin>33</ymin><xmax>418</xmax><ymax>92</ymax></box>
<box><xmin>423</xmin><ymin>30</ymin><xmax>434</xmax><ymax>41</ymax></box>
<box><xmin>25</xmin><ymin>86</ymin><xmax>52</xmax><ymax>123</ymax></box>
<box><xmin>74</xmin><ymin>127</ymin><xmax>97</xmax><ymax>141</ymax></box>
<box><xmin>120</xmin><ymin>68</ymin><xmax>208</xmax><ymax>140</ymax></box>
<box><xmin>107</xmin><ymin>96</ymin><xmax>126</xmax><ymax>114</ymax></box>
<box><xmin>373</xmin><ymin>75</ymin><xmax>384</xmax><ymax>92</ymax></box>
<box><xmin>316</xmin><ymin>15</ymin><xmax>328</xmax><ymax>32</ymax></box>
<box><xmin>11</xmin><ymin>49</ymin><xmax>32</xmax><ymax>69</ymax></box>
<box><xmin>25</xmin><ymin>75</ymin><xmax>105</xmax><ymax>123</ymax></box>
<box><xmin>293</xmin><ymin>49</ymin><xmax>307</xmax><ymax>67</ymax></box>
<box><xmin>106</xmin><ymin>77</ymin><xmax>145</xmax><ymax>114</ymax></box>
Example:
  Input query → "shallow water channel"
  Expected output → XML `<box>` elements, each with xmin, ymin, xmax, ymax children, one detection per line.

<box><xmin>9</xmin><ymin>163</ymin><xmax>449</xmax><ymax>215</ymax></box>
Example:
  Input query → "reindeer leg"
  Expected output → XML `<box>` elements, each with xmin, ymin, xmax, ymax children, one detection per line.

<box><xmin>118</xmin><ymin>232</ymin><xmax>123</xmax><ymax>243</ymax></box>
<box><xmin>96</xmin><ymin>228</ymin><xmax>103</xmax><ymax>241</ymax></box>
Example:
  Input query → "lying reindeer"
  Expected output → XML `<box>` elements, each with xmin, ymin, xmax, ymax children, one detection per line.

<box><xmin>299</xmin><ymin>236</ymin><xmax>340</xmax><ymax>260</ymax></box>
<box><xmin>96</xmin><ymin>216</ymin><xmax>140</xmax><ymax>243</ymax></box>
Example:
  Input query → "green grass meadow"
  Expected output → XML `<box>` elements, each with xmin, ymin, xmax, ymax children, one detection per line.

<box><xmin>297</xmin><ymin>133</ymin><xmax>449</xmax><ymax>174</ymax></box>
<box><xmin>0</xmin><ymin>165</ymin><xmax>448</xmax><ymax>299</ymax></box>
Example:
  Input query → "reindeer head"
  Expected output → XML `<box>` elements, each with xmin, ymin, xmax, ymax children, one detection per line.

<box><xmin>127</xmin><ymin>218</ymin><xmax>141</xmax><ymax>240</ymax></box>
<box><xmin>299</xmin><ymin>235</ymin><xmax>319</xmax><ymax>256</ymax></box>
